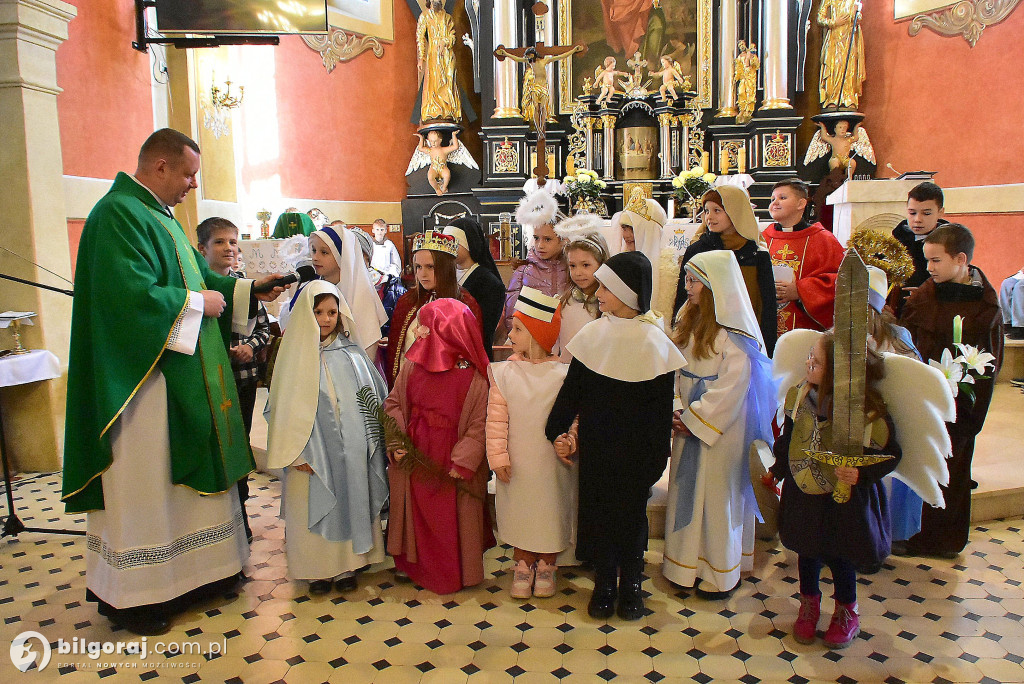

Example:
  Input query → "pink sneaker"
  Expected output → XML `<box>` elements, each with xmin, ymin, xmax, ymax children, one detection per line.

<box><xmin>824</xmin><ymin>601</ymin><xmax>860</xmax><ymax>649</ymax></box>
<box><xmin>793</xmin><ymin>593</ymin><xmax>821</xmax><ymax>644</ymax></box>
<box><xmin>533</xmin><ymin>560</ymin><xmax>557</xmax><ymax>598</ymax></box>
<box><xmin>510</xmin><ymin>560</ymin><xmax>534</xmax><ymax>599</ymax></box>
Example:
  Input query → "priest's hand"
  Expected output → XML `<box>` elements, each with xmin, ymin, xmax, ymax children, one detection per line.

<box><xmin>776</xmin><ymin>279</ymin><xmax>799</xmax><ymax>303</ymax></box>
<box><xmin>494</xmin><ymin>466</ymin><xmax>511</xmax><ymax>483</ymax></box>
<box><xmin>835</xmin><ymin>465</ymin><xmax>859</xmax><ymax>485</ymax></box>
<box><xmin>253</xmin><ymin>273</ymin><xmax>291</xmax><ymax>302</ymax></box>
<box><xmin>294</xmin><ymin>463</ymin><xmax>315</xmax><ymax>475</ymax></box>
<box><xmin>202</xmin><ymin>290</ymin><xmax>226</xmax><ymax>317</ymax></box>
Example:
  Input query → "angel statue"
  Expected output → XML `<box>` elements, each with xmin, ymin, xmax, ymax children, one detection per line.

<box><xmin>495</xmin><ymin>44</ymin><xmax>585</xmax><ymax>131</ymax></box>
<box><xmin>734</xmin><ymin>41</ymin><xmax>759</xmax><ymax>124</ymax></box>
<box><xmin>408</xmin><ymin>129</ymin><xmax>479</xmax><ymax>196</ymax></box>
<box><xmin>593</xmin><ymin>56</ymin><xmax>626</xmax><ymax>106</ymax></box>
<box><xmin>648</xmin><ymin>55</ymin><xmax>688</xmax><ymax>103</ymax></box>
<box><xmin>803</xmin><ymin>119</ymin><xmax>875</xmax><ymax>180</ymax></box>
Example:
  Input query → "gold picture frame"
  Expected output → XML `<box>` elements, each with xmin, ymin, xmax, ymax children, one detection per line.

<box><xmin>557</xmin><ymin>0</ymin><xmax>712</xmax><ymax>113</ymax></box>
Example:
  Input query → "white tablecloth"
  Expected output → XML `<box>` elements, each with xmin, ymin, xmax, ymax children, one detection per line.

<box><xmin>0</xmin><ymin>350</ymin><xmax>61</xmax><ymax>388</ymax></box>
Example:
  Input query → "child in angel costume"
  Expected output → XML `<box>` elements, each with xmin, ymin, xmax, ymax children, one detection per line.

<box><xmin>552</xmin><ymin>214</ymin><xmax>610</xmax><ymax>362</ymax></box>
<box><xmin>487</xmin><ymin>287</ymin><xmax>575</xmax><ymax>599</ymax></box>
<box><xmin>769</xmin><ymin>328</ymin><xmax>953</xmax><ymax>648</ymax></box>
<box><xmin>662</xmin><ymin>250</ymin><xmax>776</xmax><ymax>599</ymax></box>
<box><xmin>503</xmin><ymin>190</ymin><xmax>569</xmax><ymax>334</ymax></box>
<box><xmin>546</xmin><ymin>252</ymin><xmax>686</xmax><ymax>621</ymax></box>
<box><xmin>262</xmin><ymin>281</ymin><xmax>390</xmax><ymax>595</ymax></box>
<box><xmin>384</xmin><ymin>298</ymin><xmax>495</xmax><ymax>594</ymax></box>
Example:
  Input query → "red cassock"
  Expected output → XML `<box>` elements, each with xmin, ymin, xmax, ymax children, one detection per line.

<box><xmin>762</xmin><ymin>222</ymin><xmax>845</xmax><ymax>334</ymax></box>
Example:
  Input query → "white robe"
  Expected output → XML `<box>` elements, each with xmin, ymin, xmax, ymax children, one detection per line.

<box><xmin>554</xmin><ymin>297</ymin><xmax>599</xmax><ymax>363</ymax></box>
<box><xmin>85</xmin><ymin>285</ymin><xmax>253</xmax><ymax>609</ymax></box>
<box><xmin>662</xmin><ymin>330</ymin><xmax>755</xmax><ymax>592</ymax></box>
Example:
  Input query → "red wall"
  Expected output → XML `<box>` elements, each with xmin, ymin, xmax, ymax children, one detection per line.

<box><xmin>56</xmin><ymin>1</ymin><xmax>154</xmax><ymax>179</ymax></box>
<box><xmin>860</xmin><ymin>4</ymin><xmax>1024</xmax><ymax>282</ymax></box>
<box><xmin>268</xmin><ymin>5</ymin><xmax>420</xmax><ymax>202</ymax></box>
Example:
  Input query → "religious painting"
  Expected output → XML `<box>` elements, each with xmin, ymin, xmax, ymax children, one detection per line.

<box><xmin>558</xmin><ymin>0</ymin><xmax>712</xmax><ymax>113</ymax></box>
<box><xmin>328</xmin><ymin>0</ymin><xmax>394</xmax><ymax>41</ymax></box>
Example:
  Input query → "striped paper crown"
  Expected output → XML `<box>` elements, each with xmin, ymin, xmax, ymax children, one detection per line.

<box><xmin>514</xmin><ymin>286</ymin><xmax>560</xmax><ymax>323</ymax></box>
<box><xmin>412</xmin><ymin>229</ymin><xmax>460</xmax><ymax>257</ymax></box>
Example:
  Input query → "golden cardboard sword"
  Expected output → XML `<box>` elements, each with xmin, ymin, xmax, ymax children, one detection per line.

<box><xmin>806</xmin><ymin>248</ymin><xmax>892</xmax><ymax>503</ymax></box>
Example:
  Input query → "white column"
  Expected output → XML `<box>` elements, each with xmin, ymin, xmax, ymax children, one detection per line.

<box><xmin>760</xmin><ymin>0</ymin><xmax>793</xmax><ymax>109</ymax></box>
<box><xmin>715</xmin><ymin>0</ymin><xmax>738</xmax><ymax>117</ymax></box>
<box><xmin>0</xmin><ymin>0</ymin><xmax>77</xmax><ymax>471</ymax></box>
<box><xmin>492</xmin><ymin>0</ymin><xmax>521</xmax><ymax>118</ymax></box>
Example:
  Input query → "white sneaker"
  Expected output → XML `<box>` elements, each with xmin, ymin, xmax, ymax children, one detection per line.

<box><xmin>533</xmin><ymin>560</ymin><xmax>557</xmax><ymax>598</ymax></box>
<box><xmin>510</xmin><ymin>560</ymin><xmax>534</xmax><ymax>599</ymax></box>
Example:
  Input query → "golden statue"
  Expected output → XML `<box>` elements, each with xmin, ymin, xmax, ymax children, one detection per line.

<box><xmin>818</xmin><ymin>0</ymin><xmax>865</xmax><ymax>110</ymax></box>
<box><xmin>734</xmin><ymin>41</ymin><xmax>759</xmax><ymax>124</ymax></box>
<box><xmin>416</xmin><ymin>0</ymin><xmax>461</xmax><ymax>123</ymax></box>
<box><xmin>495</xmin><ymin>44</ymin><xmax>585</xmax><ymax>131</ymax></box>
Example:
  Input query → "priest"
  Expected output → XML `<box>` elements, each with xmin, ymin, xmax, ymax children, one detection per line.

<box><xmin>62</xmin><ymin>129</ymin><xmax>287</xmax><ymax>635</ymax></box>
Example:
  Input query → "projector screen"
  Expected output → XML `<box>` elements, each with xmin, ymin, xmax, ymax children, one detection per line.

<box><xmin>155</xmin><ymin>0</ymin><xmax>330</xmax><ymax>34</ymax></box>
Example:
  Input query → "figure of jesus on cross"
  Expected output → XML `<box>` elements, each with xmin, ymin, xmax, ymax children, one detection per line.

<box><xmin>494</xmin><ymin>1</ymin><xmax>587</xmax><ymax>185</ymax></box>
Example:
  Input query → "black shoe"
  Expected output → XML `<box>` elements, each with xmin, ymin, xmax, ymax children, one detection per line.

<box><xmin>309</xmin><ymin>579</ymin><xmax>333</xmax><ymax>595</ymax></box>
<box><xmin>695</xmin><ymin>581</ymin><xmax>739</xmax><ymax>600</ymax></box>
<box><xmin>890</xmin><ymin>540</ymin><xmax>911</xmax><ymax>557</ymax></box>
<box><xmin>335</xmin><ymin>575</ymin><xmax>358</xmax><ymax>592</ymax></box>
<box><xmin>616</xmin><ymin>573</ymin><xmax>645</xmax><ymax>621</ymax></box>
<box><xmin>106</xmin><ymin>608</ymin><xmax>170</xmax><ymax>636</ymax></box>
<box><xmin>587</xmin><ymin>568</ymin><xmax>617</xmax><ymax>620</ymax></box>
<box><xmin>858</xmin><ymin>561</ymin><xmax>883</xmax><ymax>575</ymax></box>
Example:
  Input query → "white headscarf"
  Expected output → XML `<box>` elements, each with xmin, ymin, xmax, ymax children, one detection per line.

<box><xmin>684</xmin><ymin>249</ymin><xmax>766</xmax><ymax>352</ymax></box>
<box><xmin>310</xmin><ymin>226</ymin><xmax>388</xmax><ymax>351</ymax></box>
<box><xmin>613</xmin><ymin>198</ymin><xmax>668</xmax><ymax>307</ymax></box>
<box><xmin>263</xmin><ymin>281</ymin><xmax>356</xmax><ymax>470</ymax></box>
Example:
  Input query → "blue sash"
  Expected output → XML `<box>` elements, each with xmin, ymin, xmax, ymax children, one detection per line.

<box><xmin>672</xmin><ymin>369</ymin><xmax>718</xmax><ymax>531</ymax></box>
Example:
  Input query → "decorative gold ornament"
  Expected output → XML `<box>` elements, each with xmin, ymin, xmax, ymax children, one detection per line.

<box><xmin>763</xmin><ymin>130</ymin><xmax>791</xmax><ymax>167</ymax></box>
<box><xmin>566</xmin><ymin>100</ymin><xmax>588</xmax><ymax>175</ymax></box>
<box><xmin>733</xmin><ymin>40</ymin><xmax>759</xmax><ymax>124</ymax></box>
<box><xmin>303</xmin><ymin>28</ymin><xmax>384</xmax><ymax>73</ymax></box>
<box><xmin>494</xmin><ymin>137</ymin><xmax>520</xmax><ymax>174</ymax></box>
<box><xmin>848</xmin><ymin>228</ymin><xmax>915</xmax><ymax>287</ymax></box>
<box><xmin>623</xmin><ymin>184</ymin><xmax>655</xmax><ymax>219</ymax></box>
<box><xmin>909</xmin><ymin>0</ymin><xmax>1022</xmax><ymax>46</ymax></box>
<box><xmin>256</xmin><ymin>209</ymin><xmax>271</xmax><ymax>239</ymax></box>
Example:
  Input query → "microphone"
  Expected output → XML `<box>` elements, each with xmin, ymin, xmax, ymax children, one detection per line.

<box><xmin>253</xmin><ymin>264</ymin><xmax>317</xmax><ymax>294</ymax></box>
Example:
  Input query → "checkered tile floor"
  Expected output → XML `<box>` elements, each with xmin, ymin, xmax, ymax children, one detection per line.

<box><xmin>3</xmin><ymin>472</ymin><xmax>1024</xmax><ymax>683</ymax></box>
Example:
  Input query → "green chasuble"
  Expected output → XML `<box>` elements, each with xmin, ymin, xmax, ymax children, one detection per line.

<box><xmin>272</xmin><ymin>212</ymin><xmax>315</xmax><ymax>238</ymax></box>
<box><xmin>62</xmin><ymin>172</ymin><xmax>254</xmax><ymax>513</ymax></box>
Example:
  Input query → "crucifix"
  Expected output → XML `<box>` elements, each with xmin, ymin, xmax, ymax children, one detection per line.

<box><xmin>493</xmin><ymin>1</ymin><xmax>587</xmax><ymax>187</ymax></box>
<box><xmin>217</xmin><ymin>366</ymin><xmax>234</xmax><ymax>446</ymax></box>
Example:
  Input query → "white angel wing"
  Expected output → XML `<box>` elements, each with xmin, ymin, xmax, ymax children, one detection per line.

<box><xmin>802</xmin><ymin>130</ymin><xmax>830</xmax><ymax>166</ymax></box>
<box><xmin>405</xmin><ymin>146</ymin><xmax>431</xmax><ymax>175</ymax></box>
<box><xmin>878</xmin><ymin>353</ymin><xmax>955</xmax><ymax>507</ymax></box>
<box><xmin>447</xmin><ymin>141</ymin><xmax>480</xmax><ymax>170</ymax></box>
<box><xmin>772</xmin><ymin>329</ymin><xmax>823</xmax><ymax>406</ymax></box>
<box><xmin>852</xmin><ymin>127</ymin><xmax>876</xmax><ymax>165</ymax></box>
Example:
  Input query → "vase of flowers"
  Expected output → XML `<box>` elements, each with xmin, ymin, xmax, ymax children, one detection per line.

<box><xmin>671</xmin><ymin>166</ymin><xmax>717</xmax><ymax>218</ymax></box>
<box><xmin>563</xmin><ymin>169</ymin><xmax>608</xmax><ymax>216</ymax></box>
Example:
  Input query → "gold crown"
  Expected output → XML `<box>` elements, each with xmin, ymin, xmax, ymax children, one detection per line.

<box><xmin>624</xmin><ymin>186</ymin><xmax>653</xmax><ymax>221</ymax></box>
<box><xmin>412</xmin><ymin>229</ymin><xmax>460</xmax><ymax>257</ymax></box>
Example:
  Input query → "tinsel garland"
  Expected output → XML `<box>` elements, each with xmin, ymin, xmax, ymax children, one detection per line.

<box><xmin>849</xmin><ymin>228</ymin><xmax>914</xmax><ymax>287</ymax></box>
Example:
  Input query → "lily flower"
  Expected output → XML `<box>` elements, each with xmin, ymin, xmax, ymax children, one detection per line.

<box><xmin>929</xmin><ymin>348</ymin><xmax>962</xmax><ymax>398</ymax></box>
<box><xmin>954</xmin><ymin>343</ymin><xmax>996</xmax><ymax>375</ymax></box>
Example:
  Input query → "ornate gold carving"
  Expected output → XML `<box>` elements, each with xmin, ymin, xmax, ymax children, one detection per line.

<box><xmin>764</xmin><ymin>130</ymin><xmax>791</xmax><ymax>168</ymax></box>
<box><xmin>657</xmin><ymin>112</ymin><xmax>675</xmax><ymax>127</ymax></box>
<box><xmin>601</xmin><ymin>114</ymin><xmax>617</xmax><ymax>129</ymax></box>
<box><xmin>909</xmin><ymin>0</ymin><xmax>1022</xmax><ymax>46</ymax></box>
<box><xmin>494</xmin><ymin>138</ymin><xmax>520</xmax><ymax>174</ymax></box>
<box><xmin>303</xmin><ymin>28</ymin><xmax>384</xmax><ymax>72</ymax></box>
<box><xmin>622</xmin><ymin>182</ymin><xmax>654</xmax><ymax>210</ymax></box>
<box><xmin>558</xmin><ymin>0</ymin><xmax>712</xmax><ymax>112</ymax></box>
<box><xmin>566</xmin><ymin>101</ymin><xmax>588</xmax><ymax>174</ymax></box>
